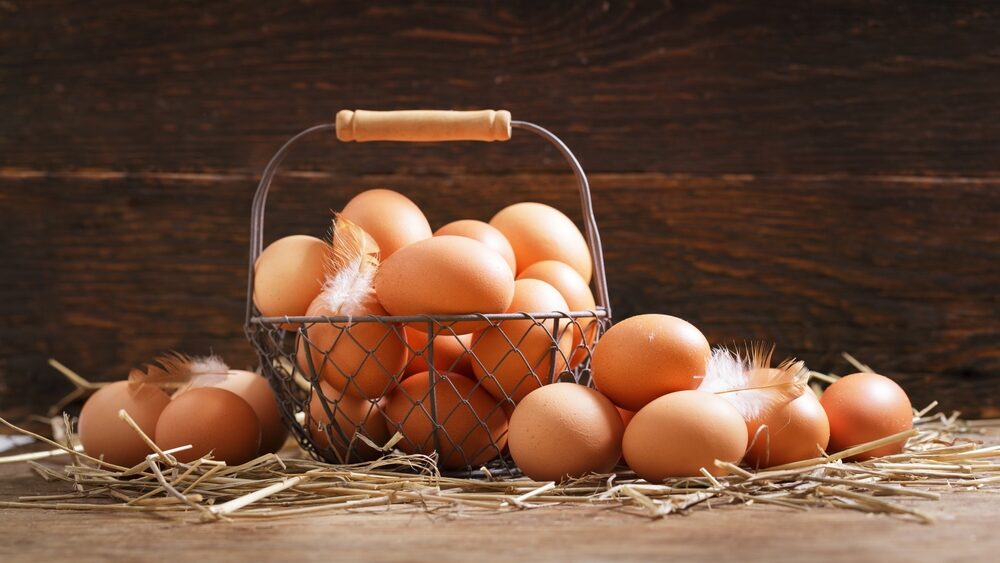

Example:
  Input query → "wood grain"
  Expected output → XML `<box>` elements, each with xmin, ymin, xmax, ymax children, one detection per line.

<box><xmin>1</xmin><ymin>1</ymin><xmax>999</xmax><ymax>175</ymax></box>
<box><xmin>0</xmin><ymin>0</ymin><xmax>998</xmax><ymax>416</ymax></box>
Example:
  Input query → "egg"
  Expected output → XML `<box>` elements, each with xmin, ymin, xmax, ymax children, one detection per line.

<box><xmin>744</xmin><ymin>392</ymin><xmax>830</xmax><ymax>468</ymax></box>
<box><xmin>179</xmin><ymin>370</ymin><xmax>289</xmax><ymax>455</ymax></box>
<box><xmin>403</xmin><ymin>326</ymin><xmax>473</xmax><ymax>377</ymax></box>
<box><xmin>253</xmin><ymin>235</ymin><xmax>329</xmax><ymax>327</ymax></box>
<box><xmin>308</xmin><ymin>381</ymin><xmax>389</xmax><ymax>462</ymax></box>
<box><xmin>384</xmin><ymin>371</ymin><xmax>507</xmax><ymax>469</ymax></box>
<box><xmin>341</xmin><ymin>188</ymin><xmax>431</xmax><ymax>258</ymax></box>
<box><xmin>517</xmin><ymin>260</ymin><xmax>597</xmax><ymax>368</ymax></box>
<box><xmin>623</xmin><ymin>390</ymin><xmax>748</xmax><ymax>480</ymax></box>
<box><xmin>296</xmin><ymin>292</ymin><xmax>407</xmax><ymax>399</ymax></box>
<box><xmin>508</xmin><ymin>383</ymin><xmax>624</xmax><ymax>481</ymax></box>
<box><xmin>471</xmin><ymin>279</ymin><xmax>574</xmax><ymax>403</ymax></box>
<box><xmin>617</xmin><ymin>407</ymin><xmax>635</xmax><ymax>428</ymax></box>
<box><xmin>591</xmin><ymin>314</ymin><xmax>709</xmax><ymax>411</ymax></box>
<box><xmin>154</xmin><ymin>387</ymin><xmax>261</xmax><ymax>465</ymax></box>
<box><xmin>434</xmin><ymin>219</ymin><xmax>517</xmax><ymax>274</ymax></box>
<box><xmin>374</xmin><ymin>236</ymin><xmax>515</xmax><ymax>334</ymax></box>
<box><xmin>78</xmin><ymin>381</ymin><xmax>171</xmax><ymax>467</ymax></box>
<box><xmin>820</xmin><ymin>372</ymin><xmax>913</xmax><ymax>461</ymax></box>
<box><xmin>489</xmin><ymin>202</ymin><xmax>592</xmax><ymax>283</ymax></box>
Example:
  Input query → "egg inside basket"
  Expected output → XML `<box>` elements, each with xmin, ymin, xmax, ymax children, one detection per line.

<box><xmin>245</xmin><ymin>110</ymin><xmax>611</xmax><ymax>475</ymax></box>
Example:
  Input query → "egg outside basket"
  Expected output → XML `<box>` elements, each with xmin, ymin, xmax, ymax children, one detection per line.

<box><xmin>244</xmin><ymin>110</ymin><xmax>612</xmax><ymax>476</ymax></box>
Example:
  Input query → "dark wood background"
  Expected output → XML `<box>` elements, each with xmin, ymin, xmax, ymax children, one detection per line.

<box><xmin>1</xmin><ymin>1</ymin><xmax>997</xmax><ymax>418</ymax></box>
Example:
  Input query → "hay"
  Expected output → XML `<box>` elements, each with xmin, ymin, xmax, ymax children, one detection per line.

<box><xmin>0</xmin><ymin>361</ymin><xmax>998</xmax><ymax>523</ymax></box>
<box><xmin>2</xmin><ymin>408</ymin><xmax>997</xmax><ymax>524</ymax></box>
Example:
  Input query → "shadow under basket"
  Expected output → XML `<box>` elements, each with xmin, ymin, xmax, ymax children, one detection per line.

<box><xmin>244</xmin><ymin>110</ymin><xmax>613</xmax><ymax>476</ymax></box>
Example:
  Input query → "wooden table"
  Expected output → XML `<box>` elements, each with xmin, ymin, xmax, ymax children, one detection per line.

<box><xmin>2</xmin><ymin>438</ymin><xmax>998</xmax><ymax>563</ymax></box>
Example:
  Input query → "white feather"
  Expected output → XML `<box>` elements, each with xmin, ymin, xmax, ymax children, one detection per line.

<box><xmin>321</xmin><ymin>255</ymin><xmax>376</xmax><ymax>315</ymax></box>
<box><xmin>698</xmin><ymin>347</ymin><xmax>747</xmax><ymax>395</ymax></box>
<box><xmin>190</xmin><ymin>354</ymin><xmax>230</xmax><ymax>377</ymax></box>
<box><xmin>697</xmin><ymin>345</ymin><xmax>808</xmax><ymax>424</ymax></box>
<box><xmin>129</xmin><ymin>352</ymin><xmax>231</xmax><ymax>395</ymax></box>
<box><xmin>316</xmin><ymin>214</ymin><xmax>380</xmax><ymax>315</ymax></box>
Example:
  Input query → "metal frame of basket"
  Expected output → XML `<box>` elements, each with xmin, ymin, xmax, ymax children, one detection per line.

<box><xmin>244</xmin><ymin>111</ymin><xmax>612</xmax><ymax>475</ymax></box>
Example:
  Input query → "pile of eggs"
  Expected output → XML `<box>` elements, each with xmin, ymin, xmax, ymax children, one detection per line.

<box><xmin>254</xmin><ymin>188</ymin><xmax>597</xmax><ymax>468</ymax></box>
<box><xmin>509</xmin><ymin>313</ymin><xmax>915</xmax><ymax>481</ymax></box>
<box><xmin>78</xmin><ymin>187</ymin><xmax>916</xmax><ymax>480</ymax></box>
<box><xmin>78</xmin><ymin>366</ymin><xmax>288</xmax><ymax>467</ymax></box>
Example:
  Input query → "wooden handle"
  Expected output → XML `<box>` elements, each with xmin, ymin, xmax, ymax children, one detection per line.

<box><xmin>336</xmin><ymin>109</ymin><xmax>511</xmax><ymax>142</ymax></box>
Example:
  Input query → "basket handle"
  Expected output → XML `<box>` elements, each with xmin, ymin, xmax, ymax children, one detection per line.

<box><xmin>245</xmin><ymin>115</ymin><xmax>611</xmax><ymax>324</ymax></box>
<box><xmin>336</xmin><ymin>110</ymin><xmax>511</xmax><ymax>142</ymax></box>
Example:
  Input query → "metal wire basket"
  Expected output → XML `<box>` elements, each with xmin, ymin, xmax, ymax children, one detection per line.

<box><xmin>245</xmin><ymin>110</ymin><xmax>612</xmax><ymax>475</ymax></box>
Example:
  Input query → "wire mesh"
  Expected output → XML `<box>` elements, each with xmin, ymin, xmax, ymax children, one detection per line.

<box><xmin>247</xmin><ymin>312</ymin><xmax>610</xmax><ymax>475</ymax></box>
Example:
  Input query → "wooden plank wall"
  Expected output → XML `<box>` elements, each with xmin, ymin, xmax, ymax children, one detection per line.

<box><xmin>1</xmin><ymin>1</ymin><xmax>997</xmax><ymax>417</ymax></box>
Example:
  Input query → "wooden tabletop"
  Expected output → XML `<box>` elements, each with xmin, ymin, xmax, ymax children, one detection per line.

<box><xmin>2</xmin><ymin>442</ymin><xmax>998</xmax><ymax>562</ymax></box>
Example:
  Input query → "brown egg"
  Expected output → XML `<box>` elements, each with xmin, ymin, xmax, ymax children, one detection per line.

<box><xmin>384</xmin><ymin>371</ymin><xmax>507</xmax><ymax>469</ymax></box>
<box><xmin>592</xmin><ymin>314</ymin><xmax>709</xmax><ymax>411</ymax></box>
<box><xmin>820</xmin><ymin>372</ymin><xmax>913</xmax><ymax>461</ymax></box>
<box><xmin>623</xmin><ymin>390</ymin><xmax>748</xmax><ymax>480</ymax></box>
<box><xmin>253</xmin><ymin>235</ymin><xmax>329</xmax><ymax>327</ymax></box>
<box><xmin>179</xmin><ymin>370</ymin><xmax>289</xmax><ymax>455</ymax></box>
<box><xmin>489</xmin><ymin>202</ymin><xmax>592</xmax><ymax>283</ymax></box>
<box><xmin>508</xmin><ymin>383</ymin><xmax>624</xmax><ymax>481</ymax></box>
<box><xmin>471</xmin><ymin>279</ymin><xmax>574</xmax><ymax>404</ymax></box>
<box><xmin>341</xmin><ymin>188</ymin><xmax>431</xmax><ymax>258</ymax></box>
<box><xmin>617</xmin><ymin>407</ymin><xmax>635</xmax><ymax>428</ymax></box>
<box><xmin>154</xmin><ymin>387</ymin><xmax>261</xmax><ymax>465</ymax></box>
<box><xmin>434</xmin><ymin>219</ymin><xmax>517</xmax><ymax>274</ymax></box>
<box><xmin>403</xmin><ymin>327</ymin><xmax>473</xmax><ymax>377</ymax></box>
<box><xmin>374</xmin><ymin>236</ymin><xmax>515</xmax><ymax>334</ymax></box>
<box><xmin>296</xmin><ymin>293</ymin><xmax>407</xmax><ymax>400</ymax></box>
<box><xmin>744</xmin><ymin>392</ymin><xmax>830</xmax><ymax>468</ymax></box>
<box><xmin>78</xmin><ymin>381</ymin><xmax>171</xmax><ymax>467</ymax></box>
<box><xmin>517</xmin><ymin>260</ymin><xmax>597</xmax><ymax>369</ymax></box>
<box><xmin>308</xmin><ymin>381</ymin><xmax>389</xmax><ymax>462</ymax></box>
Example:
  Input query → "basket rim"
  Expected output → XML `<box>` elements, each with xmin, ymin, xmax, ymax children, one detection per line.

<box><xmin>247</xmin><ymin>308</ymin><xmax>610</xmax><ymax>325</ymax></box>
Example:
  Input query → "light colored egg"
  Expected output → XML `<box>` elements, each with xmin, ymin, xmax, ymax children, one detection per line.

<box><xmin>745</xmin><ymin>392</ymin><xmax>830</xmax><ymax>468</ymax></box>
<box><xmin>434</xmin><ymin>219</ymin><xmax>517</xmax><ymax>274</ymax></box>
<box><xmin>820</xmin><ymin>372</ymin><xmax>913</xmax><ymax>461</ymax></box>
<box><xmin>403</xmin><ymin>327</ymin><xmax>473</xmax><ymax>377</ymax></box>
<box><xmin>341</xmin><ymin>188</ymin><xmax>431</xmax><ymax>258</ymax></box>
<box><xmin>179</xmin><ymin>370</ymin><xmax>289</xmax><ymax>455</ymax></box>
<box><xmin>623</xmin><ymin>390</ymin><xmax>748</xmax><ymax>480</ymax></box>
<box><xmin>253</xmin><ymin>235</ymin><xmax>329</xmax><ymax>327</ymax></box>
<box><xmin>296</xmin><ymin>292</ymin><xmax>407</xmax><ymax>400</ymax></box>
<box><xmin>78</xmin><ymin>381</ymin><xmax>171</xmax><ymax>467</ymax></box>
<box><xmin>517</xmin><ymin>260</ymin><xmax>597</xmax><ymax>368</ymax></box>
<box><xmin>508</xmin><ymin>383</ymin><xmax>624</xmax><ymax>481</ymax></box>
<box><xmin>308</xmin><ymin>381</ymin><xmax>389</xmax><ymax>462</ymax></box>
<box><xmin>154</xmin><ymin>387</ymin><xmax>261</xmax><ymax>465</ymax></box>
<box><xmin>374</xmin><ymin>236</ymin><xmax>515</xmax><ymax>334</ymax></box>
<box><xmin>489</xmin><ymin>202</ymin><xmax>592</xmax><ymax>283</ymax></box>
<box><xmin>384</xmin><ymin>371</ymin><xmax>507</xmax><ymax>469</ymax></box>
<box><xmin>471</xmin><ymin>279</ymin><xmax>574</xmax><ymax>404</ymax></box>
<box><xmin>591</xmin><ymin>314</ymin><xmax>709</xmax><ymax>411</ymax></box>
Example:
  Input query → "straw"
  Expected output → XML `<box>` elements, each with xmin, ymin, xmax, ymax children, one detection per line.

<box><xmin>0</xmin><ymin>364</ymin><xmax>997</xmax><ymax>523</ymax></box>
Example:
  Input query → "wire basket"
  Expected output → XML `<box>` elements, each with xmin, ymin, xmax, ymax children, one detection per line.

<box><xmin>244</xmin><ymin>110</ymin><xmax>612</xmax><ymax>475</ymax></box>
